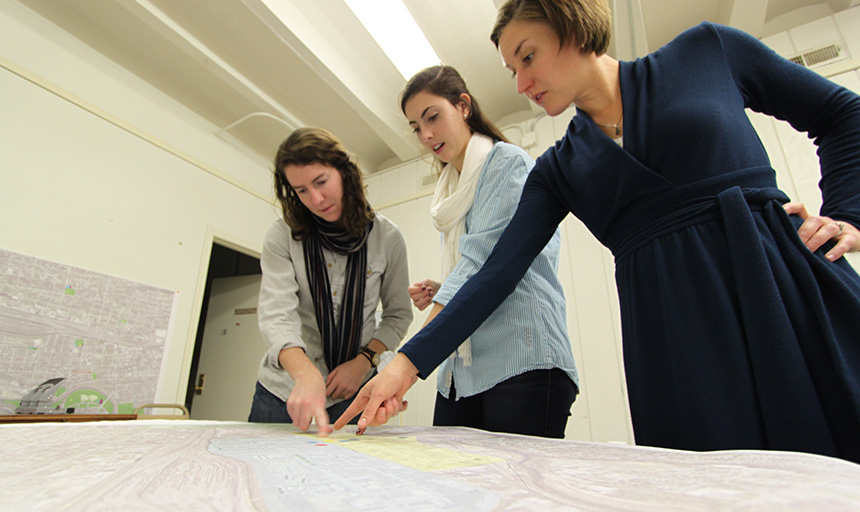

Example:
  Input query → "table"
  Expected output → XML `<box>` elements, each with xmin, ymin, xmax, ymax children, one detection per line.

<box><xmin>1</xmin><ymin>421</ymin><xmax>857</xmax><ymax>511</ymax></box>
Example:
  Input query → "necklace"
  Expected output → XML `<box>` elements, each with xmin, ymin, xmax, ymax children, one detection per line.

<box><xmin>594</xmin><ymin>111</ymin><xmax>623</xmax><ymax>137</ymax></box>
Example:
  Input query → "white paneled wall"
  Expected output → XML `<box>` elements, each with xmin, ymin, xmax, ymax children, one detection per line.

<box><xmin>375</xmin><ymin>196</ymin><xmax>441</xmax><ymax>427</ymax></box>
<box><xmin>365</xmin><ymin>161</ymin><xmax>439</xmax><ymax>428</ymax></box>
<box><xmin>366</xmin><ymin>5</ymin><xmax>860</xmax><ymax>444</ymax></box>
<box><xmin>0</xmin><ymin>2</ymin><xmax>277</xmax><ymax>407</ymax></box>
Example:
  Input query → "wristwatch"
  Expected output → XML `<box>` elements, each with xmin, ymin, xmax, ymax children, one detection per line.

<box><xmin>360</xmin><ymin>346</ymin><xmax>379</xmax><ymax>368</ymax></box>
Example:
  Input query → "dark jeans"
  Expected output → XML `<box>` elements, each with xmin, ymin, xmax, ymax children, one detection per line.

<box><xmin>433</xmin><ymin>368</ymin><xmax>577</xmax><ymax>438</ymax></box>
<box><xmin>248</xmin><ymin>381</ymin><xmax>359</xmax><ymax>425</ymax></box>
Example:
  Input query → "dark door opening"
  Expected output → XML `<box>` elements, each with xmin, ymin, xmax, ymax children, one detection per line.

<box><xmin>185</xmin><ymin>243</ymin><xmax>261</xmax><ymax>412</ymax></box>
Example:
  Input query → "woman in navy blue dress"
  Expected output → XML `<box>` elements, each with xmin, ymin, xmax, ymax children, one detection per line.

<box><xmin>336</xmin><ymin>0</ymin><xmax>860</xmax><ymax>464</ymax></box>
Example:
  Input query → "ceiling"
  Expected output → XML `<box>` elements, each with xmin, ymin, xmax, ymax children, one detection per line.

<box><xmin>17</xmin><ymin>0</ymin><xmax>860</xmax><ymax>173</ymax></box>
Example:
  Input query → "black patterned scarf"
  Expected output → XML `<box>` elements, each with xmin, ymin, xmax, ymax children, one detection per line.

<box><xmin>303</xmin><ymin>217</ymin><xmax>373</xmax><ymax>371</ymax></box>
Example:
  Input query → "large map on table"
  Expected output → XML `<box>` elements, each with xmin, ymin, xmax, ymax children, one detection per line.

<box><xmin>1</xmin><ymin>421</ymin><xmax>858</xmax><ymax>511</ymax></box>
<box><xmin>0</xmin><ymin>248</ymin><xmax>177</xmax><ymax>415</ymax></box>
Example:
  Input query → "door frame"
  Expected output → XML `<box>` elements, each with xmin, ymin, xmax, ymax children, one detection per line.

<box><xmin>178</xmin><ymin>227</ymin><xmax>261</xmax><ymax>409</ymax></box>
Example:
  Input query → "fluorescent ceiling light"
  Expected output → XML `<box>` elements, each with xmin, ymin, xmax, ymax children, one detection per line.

<box><xmin>343</xmin><ymin>0</ymin><xmax>440</xmax><ymax>80</ymax></box>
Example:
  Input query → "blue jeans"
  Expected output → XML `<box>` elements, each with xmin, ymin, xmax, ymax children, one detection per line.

<box><xmin>433</xmin><ymin>368</ymin><xmax>577</xmax><ymax>438</ymax></box>
<box><xmin>248</xmin><ymin>381</ymin><xmax>359</xmax><ymax>425</ymax></box>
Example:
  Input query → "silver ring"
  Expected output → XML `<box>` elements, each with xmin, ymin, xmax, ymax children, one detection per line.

<box><xmin>837</xmin><ymin>222</ymin><xmax>844</xmax><ymax>234</ymax></box>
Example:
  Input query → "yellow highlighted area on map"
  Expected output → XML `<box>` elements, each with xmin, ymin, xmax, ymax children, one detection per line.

<box><xmin>300</xmin><ymin>432</ymin><xmax>503</xmax><ymax>471</ymax></box>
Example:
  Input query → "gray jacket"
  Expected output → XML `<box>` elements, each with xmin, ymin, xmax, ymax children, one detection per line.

<box><xmin>256</xmin><ymin>213</ymin><xmax>413</xmax><ymax>406</ymax></box>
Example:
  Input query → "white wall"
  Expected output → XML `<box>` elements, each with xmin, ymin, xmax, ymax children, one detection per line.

<box><xmin>367</xmin><ymin>5</ymin><xmax>860</xmax><ymax>443</ymax></box>
<box><xmin>0</xmin><ymin>2</ymin><xmax>279</xmax><ymax>406</ymax></box>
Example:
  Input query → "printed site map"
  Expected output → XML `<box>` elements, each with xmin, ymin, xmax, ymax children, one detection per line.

<box><xmin>1</xmin><ymin>422</ymin><xmax>859</xmax><ymax>511</ymax></box>
<box><xmin>0</xmin><ymin>248</ymin><xmax>177</xmax><ymax>415</ymax></box>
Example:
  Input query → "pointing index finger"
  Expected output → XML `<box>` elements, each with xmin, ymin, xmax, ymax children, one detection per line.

<box><xmin>333</xmin><ymin>393</ymin><xmax>367</xmax><ymax>430</ymax></box>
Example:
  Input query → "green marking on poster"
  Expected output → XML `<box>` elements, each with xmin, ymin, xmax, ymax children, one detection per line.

<box><xmin>64</xmin><ymin>390</ymin><xmax>106</xmax><ymax>408</ymax></box>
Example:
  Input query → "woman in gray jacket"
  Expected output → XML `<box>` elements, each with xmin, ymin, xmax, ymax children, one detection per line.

<box><xmin>248</xmin><ymin>127</ymin><xmax>412</xmax><ymax>434</ymax></box>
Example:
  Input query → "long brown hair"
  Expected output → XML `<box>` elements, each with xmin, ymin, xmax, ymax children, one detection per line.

<box><xmin>273</xmin><ymin>127</ymin><xmax>374</xmax><ymax>240</ymax></box>
<box><xmin>490</xmin><ymin>0</ymin><xmax>611</xmax><ymax>55</ymax></box>
<box><xmin>400</xmin><ymin>65</ymin><xmax>508</xmax><ymax>170</ymax></box>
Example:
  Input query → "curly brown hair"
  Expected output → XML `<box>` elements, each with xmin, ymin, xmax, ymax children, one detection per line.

<box><xmin>490</xmin><ymin>0</ymin><xmax>612</xmax><ymax>56</ymax></box>
<box><xmin>273</xmin><ymin>127</ymin><xmax>374</xmax><ymax>240</ymax></box>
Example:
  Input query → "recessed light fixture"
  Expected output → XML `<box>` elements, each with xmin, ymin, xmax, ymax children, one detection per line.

<box><xmin>343</xmin><ymin>0</ymin><xmax>440</xmax><ymax>80</ymax></box>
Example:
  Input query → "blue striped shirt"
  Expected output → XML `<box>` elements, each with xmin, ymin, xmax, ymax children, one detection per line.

<box><xmin>429</xmin><ymin>142</ymin><xmax>578</xmax><ymax>399</ymax></box>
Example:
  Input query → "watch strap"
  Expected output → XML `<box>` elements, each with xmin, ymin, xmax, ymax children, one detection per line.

<box><xmin>360</xmin><ymin>347</ymin><xmax>377</xmax><ymax>368</ymax></box>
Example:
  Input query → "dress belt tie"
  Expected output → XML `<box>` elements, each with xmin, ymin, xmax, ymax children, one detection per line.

<box><xmin>610</xmin><ymin>184</ymin><xmax>788</xmax><ymax>261</ymax></box>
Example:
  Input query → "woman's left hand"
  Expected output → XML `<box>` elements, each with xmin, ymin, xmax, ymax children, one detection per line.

<box><xmin>784</xmin><ymin>202</ymin><xmax>860</xmax><ymax>261</ymax></box>
<box><xmin>326</xmin><ymin>357</ymin><xmax>371</xmax><ymax>400</ymax></box>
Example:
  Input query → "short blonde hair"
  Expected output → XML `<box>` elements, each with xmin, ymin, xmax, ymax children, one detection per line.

<box><xmin>491</xmin><ymin>0</ymin><xmax>612</xmax><ymax>56</ymax></box>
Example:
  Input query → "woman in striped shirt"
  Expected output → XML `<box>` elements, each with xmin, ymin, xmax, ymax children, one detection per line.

<box><xmin>395</xmin><ymin>65</ymin><xmax>579</xmax><ymax>438</ymax></box>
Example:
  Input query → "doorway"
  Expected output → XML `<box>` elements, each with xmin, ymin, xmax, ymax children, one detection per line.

<box><xmin>185</xmin><ymin>243</ymin><xmax>261</xmax><ymax>415</ymax></box>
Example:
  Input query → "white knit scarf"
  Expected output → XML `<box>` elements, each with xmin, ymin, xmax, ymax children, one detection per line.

<box><xmin>430</xmin><ymin>133</ymin><xmax>495</xmax><ymax>280</ymax></box>
<box><xmin>430</xmin><ymin>133</ymin><xmax>494</xmax><ymax>371</ymax></box>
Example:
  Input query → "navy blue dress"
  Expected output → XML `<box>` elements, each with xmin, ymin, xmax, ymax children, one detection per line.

<box><xmin>401</xmin><ymin>22</ymin><xmax>860</xmax><ymax>463</ymax></box>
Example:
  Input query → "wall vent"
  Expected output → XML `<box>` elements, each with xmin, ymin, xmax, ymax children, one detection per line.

<box><xmin>422</xmin><ymin>173</ymin><xmax>437</xmax><ymax>188</ymax></box>
<box><xmin>788</xmin><ymin>43</ymin><xmax>846</xmax><ymax>69</ymax></box>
